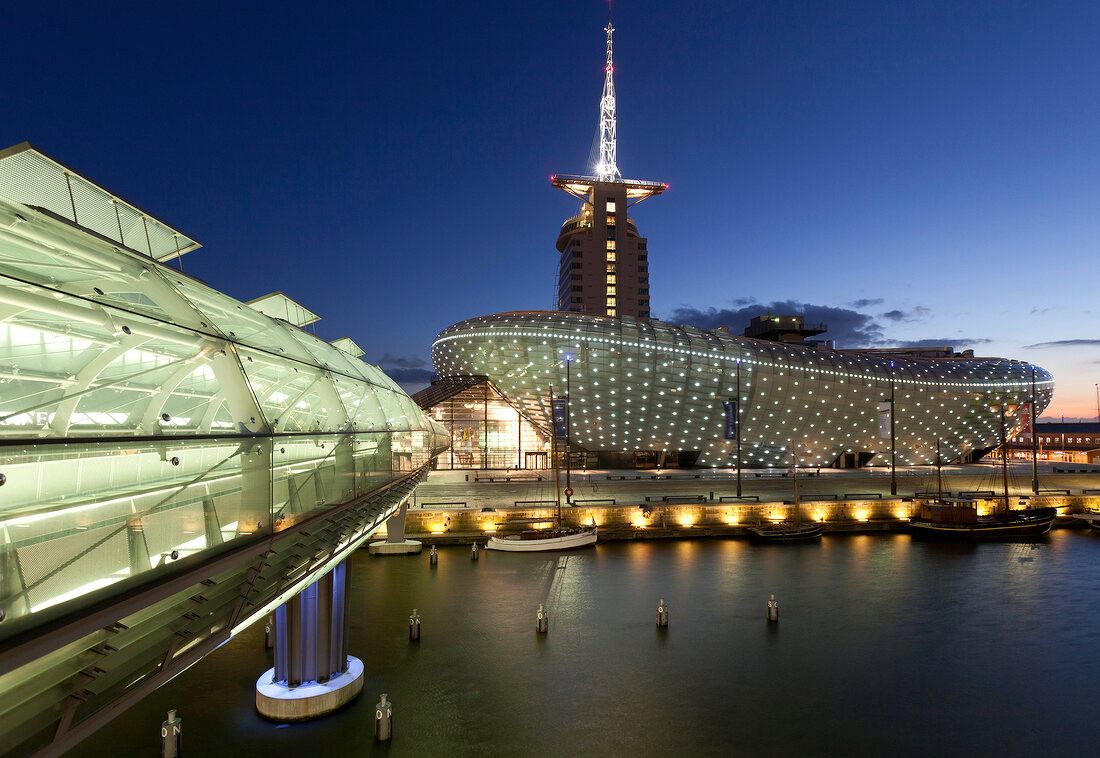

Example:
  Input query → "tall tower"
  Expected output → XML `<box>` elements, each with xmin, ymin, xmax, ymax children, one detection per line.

<box><xmin>553</xmin><ymin>18</ymin><xmax>665</xmax><ymax>319</ymax></box>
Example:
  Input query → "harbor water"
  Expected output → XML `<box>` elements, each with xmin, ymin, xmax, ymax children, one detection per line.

<box><xmin>73</xmin><ymin>532</ymin><xmax>1100</xmax><ymax>757</ymax></box>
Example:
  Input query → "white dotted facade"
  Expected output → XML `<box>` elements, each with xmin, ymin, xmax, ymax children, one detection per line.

<box><xmin>432</xmin><ymin>311</ymin><xmax>1052</xmax><ymax>468</ymax></box>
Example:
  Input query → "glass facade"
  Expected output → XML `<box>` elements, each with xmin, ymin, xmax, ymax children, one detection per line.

<box><xmin>0</xmin><ymin>186</ymin><xmax>448</xmax><ymax>633</ymax></box>
<box><xmin>432</xmin><ymin>311</ymin><xmax>1053</xmax><ymax>468</ymax></box>
<box><xmin>423</xmin><ymin>381</ymin><xmax>552</xmax><ymax>470</ymax></box>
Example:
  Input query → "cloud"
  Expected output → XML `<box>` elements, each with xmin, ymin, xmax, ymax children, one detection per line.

<box><xmin>1023</xmin><ymin>339</ymin><xmax>1100</xmax><ymax>349</ymax></box>
<box><xmin>849</xmin><ymin>298</ymin><xmax>884</xmax><ymax>308</ymax></box>
<box><xmin>879</xmin><ymin>306</ymin><xmax>930</xmax><ymax>322</ymax></box>
<box><xmin>384</xmin><ymin>367</ymin><xmax>435</xmax><ymax>383</ymax></box>
<box><xmin>374</xmin><ymin>353</ymin><xmax>434</xmax><ymax>385</ymax></box>
<box><xmin>663</xmin><ymin>300</ymin><xmax>885</xmax><ymax>347</ymax></box>
<box><xmin>663</xmin><ymin>300</ymin><xmax>984</xmax><ymax>350</ymax></box>
<box><xmin>376</xmin><ymin>353</ymin><xmax>427</xmax><ymax>368</ymax></box>
<box><xmin>881</xmin><ymin>338</ymin><xmax>991</xmax><ymax>348</ymax></box>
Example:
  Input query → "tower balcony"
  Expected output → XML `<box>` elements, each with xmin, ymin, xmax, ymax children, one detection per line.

<box><xmin>556</xmin><ymin>214</ymin><xmax>639</xmax><ymax>251</ymax></box>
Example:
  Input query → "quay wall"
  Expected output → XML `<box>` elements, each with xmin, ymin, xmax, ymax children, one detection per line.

<box><xmin>391</xmin><ymin>494</ymin><xmax>1097</xmax><ymax>544</ymax></box>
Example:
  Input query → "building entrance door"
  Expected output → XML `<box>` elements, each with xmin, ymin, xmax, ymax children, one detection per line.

<box><xmin>524</xmin><ymin>451</ymin><xmax>548</xmax><ymax>470</ymax></box>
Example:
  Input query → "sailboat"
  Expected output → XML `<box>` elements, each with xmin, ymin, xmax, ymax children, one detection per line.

<box><xmin>748</xmin><ymin>442</ymin><xmax>824</xmax><ymax>541</ymax></box>
<box><xmin>486</xmin><ymin>385</ymin><xmax>596</xmax><ymax>552</ymax></box>
<box><xmin>909</xmin><ymin>406</ymin><xmax>1056</xmax><ymax>538</ymax></box>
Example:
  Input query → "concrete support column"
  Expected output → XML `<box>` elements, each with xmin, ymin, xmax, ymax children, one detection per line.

<box><xmin>368</xmin><ymin>498</ymin><xmax>421</xmax><ymax>555</ymax></box>
<box><xmin>335</xmin><ymin>559</ymin><xmax>351</xmax><ymax>673</ymax></box>
<box><xmin>315</xmin><ymin>571</ymin><xmax>333</xmax><ymax>683</ymax></box>
<box><xmin>257</xmin><ymin>559</ymin><xmax>363</xmax><ymax>720</ymax></box>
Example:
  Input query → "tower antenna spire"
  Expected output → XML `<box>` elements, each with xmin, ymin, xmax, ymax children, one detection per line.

<box><xmin>597</xmin><ymin>11</ymin><xmax>621</xmax><ymax>181</ymax></box>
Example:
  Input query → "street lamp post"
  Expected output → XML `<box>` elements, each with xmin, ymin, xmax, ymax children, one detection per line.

<box><xmin>565</xmin><ymin>353</ymin><xmax>572</xmax><ymax>501</ymax></box>
<box><xmin>735</xmin><ymin>358</ymin><xmax>742</xmax><ymax>498</ymax></box>
<box><xmin>889</xmin><ymin>363</ymin><xmax>897</xmax><ymax>496</ymax></box>
<box><xmin>1030</xmin><ymin>368</ymin><xmax>1039</xmax><ymax>494</ymax></box>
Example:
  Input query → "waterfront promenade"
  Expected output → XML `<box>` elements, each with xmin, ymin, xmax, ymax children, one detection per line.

<box><xmin>403</xmin><ymin>462</ymin><xmax>1100</xmax><ymax>542</ymax></box>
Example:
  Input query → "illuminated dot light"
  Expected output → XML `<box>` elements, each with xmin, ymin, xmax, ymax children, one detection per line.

<box><xmin>429</xmin><ymin>313</ymin><xmax>1051</xmax><ymax>467</ymax></box>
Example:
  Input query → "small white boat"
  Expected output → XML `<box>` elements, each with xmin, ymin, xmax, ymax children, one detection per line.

<box><xmin>485</xmin><ymin>383</ymin><xmax>597</xmax><ymax>553</ymax></box>
<box><xmin>486</xmin><ymin>526</ymin><xmax>597</xmax><ymax>552</ymax></box>
<box><xmin>1073</xmin><ymin>510</ymin><xmax>1100</xmax><ymax>531</ymax></box>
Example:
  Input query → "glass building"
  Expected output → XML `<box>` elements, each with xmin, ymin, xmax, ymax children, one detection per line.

<box><xmin>431</xmin><ymin>311</ymin><xmax>1053</xmax><ymax>469</ymax></box>
<box><xmin>412</xmin><ymin>376</ymin><xmax>553</xmax><ymax>470</ymax></box>
<box><xmin>0</xmin><ymin>143</ymin><xmax>448</xmax><ymax>755</ymax></box>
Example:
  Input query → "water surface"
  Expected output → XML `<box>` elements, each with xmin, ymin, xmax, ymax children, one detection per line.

<box><xmin>74</xmin><ymin>532</ymin><xmax>1100</xmax><ymax>757</ymax></box>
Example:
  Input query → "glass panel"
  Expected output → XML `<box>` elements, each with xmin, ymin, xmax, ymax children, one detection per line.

<box><xmin>236</xmin><ymin>347</ymin><xmax>348</xmax><ymax>433</ymax></box>
<box><xmin>0</xmin><ymin>199</ymin><xmax>213</xmax><ymax>332</ymax></box>
<box><xmin>270</xmin><ymin>432</ymin><xmax>394</xmax><ymax>530</ymax></box>
<box><xmin>0</xmin><ymin>438</ymin><xmax>272</xmax><ymax>627</ymax></box>
<box><xmin>330</xmin><ymin>374</ymin><xmax>388</xmax><ymax>431</ymax></box>
<box><xmin>159</xmin><ymin>275</ymin><xmax>318</xmax><ymax>364</ymax></box>
<box><xmin>0</xmin><ymin>276</ymin><xmax>266</xmax><ymax>438</ymax></box>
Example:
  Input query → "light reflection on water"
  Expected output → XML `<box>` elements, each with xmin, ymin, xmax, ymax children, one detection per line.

<box><xmin>74</xmin><ymin>532</ymin><xmax>1100</xmax><ymax>757</ymax></box>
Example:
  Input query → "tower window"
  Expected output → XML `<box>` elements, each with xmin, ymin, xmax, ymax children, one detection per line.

<box><xmin>606</xmin><ymin>200</ymin><xmax>616</xmax><ymax>212</ymax></box>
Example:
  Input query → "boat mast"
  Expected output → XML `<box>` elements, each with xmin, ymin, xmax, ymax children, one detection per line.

<box><xmin>889</xmin><ymin>362</ymin><xmax>897</xmax><ymax>496</ymax></box>
<box><xmin>791</xmin><ymin>441</ymin><xmax>800</xmax><ymax>524</ymax></box>
<box><xmin>736</xmin><ymin>358</ymin><xmax>743</xmax><ymax>498</ymax></box>
<box><xmin>936</xmin><ymin>438</ymin><xmax>943</xmax><ymax>503</ymax></box>
<box><xmin>1000</xmin><ymin>403</ymin><xmax>1010</xmax><ymax>514</ymax></box>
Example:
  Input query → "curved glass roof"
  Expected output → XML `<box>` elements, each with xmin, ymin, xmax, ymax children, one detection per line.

<box><xmin>0</xmin><ymin>192</ymin><xmax>441</xmax><ymax>441</ymax></box>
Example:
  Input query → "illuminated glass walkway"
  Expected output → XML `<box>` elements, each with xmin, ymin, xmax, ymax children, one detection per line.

<box><xmin>0</xmin><ymin>144</ymin><xmax>447</xmax><ymax>757</ymax></box>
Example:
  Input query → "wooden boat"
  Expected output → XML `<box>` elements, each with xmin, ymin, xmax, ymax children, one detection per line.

<box><xmin>486</xmin><ymin>382</ymin><xmax>596</xmax><ymax>553</ymax></box>
<box><xmin>909</xmin><ymin>417</ymin><xmax>1056</xmax><ymax>539</ymax></box>
<box><xmin>486</xmin><ymin>525</ymin><xmax>597</xmax><ymax>551</ymax></box>
<box><xmin>749</xmin><ymin>442</ymin><xmax>823</xmax><ymax>542</ymax></box>
<box><xmin>908</xmin><ymin>499</ymin><xmax>1056</xmax><ymax>538</ymax></box>
<box><xmin>748</xmin><ymin>522</ymin><xmax>824</xmax><ymax>541</ymax></box>
<box><xmin>1071</xmin><ymin>510</ymin><xmax>1100</xmax><ymax>531</ymax></box>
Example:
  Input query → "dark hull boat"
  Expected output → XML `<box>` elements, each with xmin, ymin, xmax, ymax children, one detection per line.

<box><xmin>908</xmin><ymin>501</ymin><xmax>1056</xmax><ymax>539</ymax></box>
<box><xmin>748</xmin><ymin>522</ymin><xmax>824</xmax><ymax>541</ymax></box>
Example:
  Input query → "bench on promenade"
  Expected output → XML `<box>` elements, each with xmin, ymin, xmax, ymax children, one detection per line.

<box><xmin>573</xmin><ymin>499</ymin><xmax>616</xmax><ymax>505</ymax></box>
<box><xmin>913</xmin><ymin>491</ymin><xmax>950</xmax><ymax>498</ymax></box>
<box><xmin>752</xmin><ymin>468</ymin><xmax>822</xmax><ymax>478</ymax></box>
<box><xmin>797</xmin><ymin>493</ymin><xmax>838</xmax><ymax>502</ymax></box>
<box><xmin>1082</xmin><ymin>489</ymin><xmax>1100</xmax><ymax>495</ymax></box>
<box><xmin>420</xmin><ymin>501</ymin><xmax>467</xmax><ymax>509</ymax></box>
<box><xmin>643</xmin><ymin>495</ymin><xmax>707</xmax><ymax>504</ymax></box>
<box><xmin>845</xmin><ymin>492</ymin><xmax>884</xmax><ymax>499</ymax></box>
<box><xmin>474</xmin><ymin>474</ymin><xmax>546</xmax><ymax>483</ymax></box>
<box><xmin>513</xmin><ymin>500</ymin><xmax>559</xmax><ymax>507</ymax></box>
<box><xmin>958</xmin><ymin>490</ymin><xmax>995</xmax><ymax>498</ymax></box>
<box><xmin>718</xmin><ymin>495</ymin><xmax>760</xmax><ymax>502</ymax></box>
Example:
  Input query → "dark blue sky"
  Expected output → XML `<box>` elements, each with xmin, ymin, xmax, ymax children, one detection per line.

<box><xmin>5</xmin><ymin>1</ymin><xmax>1099</xmax><ymax>415</ymax></box>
